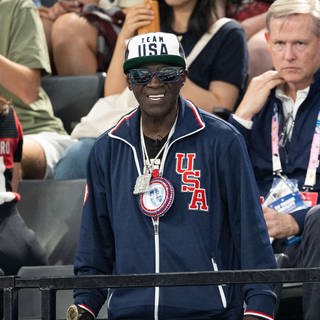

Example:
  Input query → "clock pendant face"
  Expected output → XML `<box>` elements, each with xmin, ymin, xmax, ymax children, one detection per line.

<box><xmin>139</xmin><ymin>177</ymin><xmax>175</xmax><ymax>218</ymax></box>
<box><xmin>67</xmin><ymin>305</ymin><xmax>79</xmax><ymax>320</ymax></box>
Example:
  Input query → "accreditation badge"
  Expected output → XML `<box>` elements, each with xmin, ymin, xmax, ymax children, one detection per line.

<box><xmin>139</xmin><ymin>177</ymin><xmax>174</xmax><ymax>218</ymax></box>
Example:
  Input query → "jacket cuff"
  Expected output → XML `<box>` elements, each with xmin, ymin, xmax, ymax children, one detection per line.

<box><xmin>290</xmin><ymin>208</ymin><xmax>308</xmax><ymax>234</ymax></box>
<box><xmin>244</xmin><ymin>310</ymin><xmax>274</xmax><ymax>320</ymax></box>
<box><xmin>74</xmin><ymin>291</ymin><xmax>105</xmax><ymax>317</ymax></box>
<box><xmin>78</xmin><ymin>304</ymin><xmax>96</xmax><ymax>318</ymax></box>
<box><xmin>245</xmin><ymin>293</ymin><xmax>276</xmax><ymax>320</ymax></box>
<box><xmin>228</xmin><ymin>114</ymin><xmax>251</xmax><ymax>139</ymax></box>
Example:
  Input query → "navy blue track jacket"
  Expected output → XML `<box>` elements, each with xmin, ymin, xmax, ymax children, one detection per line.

<box><xmin>74</xmin><ymin>98</ymin><xmax>277</xmax><ymax>319</ymax></box>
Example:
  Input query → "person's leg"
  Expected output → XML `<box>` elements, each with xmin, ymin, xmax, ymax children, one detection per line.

<box><xmin>23</xmin><ymin>133</ymin><xmax>76</xmax><ymax>179</ymax></box>
<box><xmin>247</xmin><ymin>29</ymin><xmax>273</xmax><ymax>80</ymax></box>
<box><xmin>53</xmin><ymin>138</ymin><xmax>96</xmax><ymax>180</ymax></box>
<box><xmin>51</xmin><ymin>12</ymin><xmax>99</xmax><ymax>75</ymax></box>
<box><xmin>298</xmin><ymin>205</ymin><xmax>320</xmax><ymax>320</ymax></box>
<box><xmin>0</xmin><ymin>203</ymin><xmax>48</xmax><ymax>275</ymax></box>
<box><xmin>21</xmin><ymin>138</ymin><xmax>47</xmax><ymax>179</ymax></box>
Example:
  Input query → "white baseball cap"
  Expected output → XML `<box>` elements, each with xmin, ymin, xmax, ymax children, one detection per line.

<box><xmin>123</xmin><ymin>32</ymin><xmax>186</xmax><ymax>73</ymax></box>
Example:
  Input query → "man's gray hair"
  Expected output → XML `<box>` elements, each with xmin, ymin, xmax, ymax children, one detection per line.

<box><xmin>266</xmin><ymin>0</ymin><xmax>320</xmax><ymax>35</ymax></box>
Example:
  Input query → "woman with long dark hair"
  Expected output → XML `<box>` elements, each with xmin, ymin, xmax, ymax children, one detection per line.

<box><xmin>105</xmin><ymin>0</ymin><xmax>248</xmax><ymax>113</ymax></box>
<box><xmin>157</xmin><ymin>0</ymin><xmax>248</xmax><ymax>112</ymax></box>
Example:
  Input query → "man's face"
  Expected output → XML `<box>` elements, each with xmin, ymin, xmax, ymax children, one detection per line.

<box><xmin>265</xmin><ymin>14</ymin><xmax>320</xmax><ymax>89</ymax></box>
<box><xmin>127</xmin><ymin>63</ymin><xmax>186</xmax><ymax>119</ymax></box>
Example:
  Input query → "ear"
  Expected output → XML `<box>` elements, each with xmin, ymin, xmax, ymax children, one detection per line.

<box><xmin>265</xmin><ymin>30</ymin><xmax>270</xmax><ymax>42</ymax></box>
<box><xmin>126</xmin><ymin>75</ymin><xmax>133</xmax><ymax>91</ymax></box>
<box><xmin>265</xmin><ymin>31</ymin><xmax>272</xmax><ymax>52</ymax></box>
<box><xmin>264</xmin><ymin>31</ymin><xmax>271</xmax><ymax>52</ymax></box>
<box><xmin>180</xmin><ymin>70</ymin><xmax>188</xmax><ymax>87</ymax></box>
<box><xmin>182</xmin><ymin>69</ymin><xmax>188</xmax><ymax>81</ymax></box>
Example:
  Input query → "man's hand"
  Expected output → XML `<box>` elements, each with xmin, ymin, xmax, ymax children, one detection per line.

<box><xmin>235</xmin><ymin>70</ymin><xmax>285</xmax><ymax>121</ymax></box>
<box><xmin>262</xmin><ymin>206</ymin><xmax>300</xmax><ymax>238</ymax></box>
<box><xmin>118</xmin><ymin>4</ymin><xmax>154</xmax><ymax>42</ymax></box>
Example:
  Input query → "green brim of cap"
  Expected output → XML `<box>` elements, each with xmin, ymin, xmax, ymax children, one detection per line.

<box><xmin>123</xmin><ymin>55</ymin><xmax>186</xmax><ymax>73</ymax></box>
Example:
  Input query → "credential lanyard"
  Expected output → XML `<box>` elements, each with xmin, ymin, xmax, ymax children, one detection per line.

<box><xmin>271</xmin><ymin>108</ymin><xmax>320</xmax><ymax>189</ymax></box>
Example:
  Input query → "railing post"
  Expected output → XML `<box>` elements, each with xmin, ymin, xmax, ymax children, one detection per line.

<box><xmin>41</xmin><ymin>287</ymin><xmax>56</xmax><ymax>320</ymax></box>
<box><xmin>3</xmin><ymin>287</ymin><xmax>18</xmax><ymax>320</ymax></box>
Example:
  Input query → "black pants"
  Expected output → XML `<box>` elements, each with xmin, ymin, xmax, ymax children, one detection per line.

<box><xmin>274</xmin><ymin>205</ymin><xmax>320</xmax><ymax>320</ymax></box>
<box><xmin>0</xmin><ymin>202</ymin><xmax>48</xmax><ymax>275</ymax></box>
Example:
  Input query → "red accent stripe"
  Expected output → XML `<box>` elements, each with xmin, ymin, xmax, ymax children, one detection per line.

<box><xmin>244</xmin><ymin>310</ymin><xmax>274</xmax><ymax>320</ymax></box>
<box><xmin>78</xmin><ymin>304</ymin><xmax>96</xmax><ymax>318</ymax></box>
<box><xmin>109</xmin><ymin>109</ymin><xmax>137</xmax><ymax>135</ymax></box>
<box><xmin>186</xmin><ymin>100</ymin><xmax>205</xmax><ymax>128</ymax></box>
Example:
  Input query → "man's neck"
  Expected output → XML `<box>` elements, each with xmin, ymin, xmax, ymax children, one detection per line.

<box><xmin>141</xmin><ymin>113</ymin><xmax>177</xmax><ymax>141</ymax></box>
<box><xmin>281</xmin><ymin>80</ymin><xmax>312</xmax><ymax>101</ymax></box>
<box><xmin>142</xmin><ymin>120</ymin><xmax>174</xmax><ymax>141</ymax></box>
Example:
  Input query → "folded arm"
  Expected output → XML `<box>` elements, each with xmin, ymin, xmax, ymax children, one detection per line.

<box><xmin>0</xmin><ymin>55</ymin><xmax>40</xmax><ymax>104</ymax></box>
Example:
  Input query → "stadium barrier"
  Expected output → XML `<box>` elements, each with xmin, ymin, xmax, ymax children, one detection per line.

<box><xmin>1</xmin><ymin>266</ymin><xmax>320</xmax><ymax>319</ymax></box>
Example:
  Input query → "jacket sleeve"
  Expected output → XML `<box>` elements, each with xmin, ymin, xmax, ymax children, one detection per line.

<box><xmin>73</xmin><ymin>142</ymin><xmax>115</xmax><ymax>316</ymax></box>
<box><xmin>229</xmin><ymin>114</ymin><xmax>308</xmax><ymax>232</ymax></box>
<box><xmin>220</xmin><ymin>132</ymin><xmax>277</xmax><ymax>319</ymax></box>
<box><xmin>228</xmin><ymin>114</ymin><xmax>252</xmax><ymax>141</ymax></box>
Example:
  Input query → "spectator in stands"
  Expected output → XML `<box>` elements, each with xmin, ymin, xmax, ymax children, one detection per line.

<box><xmin>229</xmin><ymin>0</ymin><xmax>320</xmax><ymax>319</ymax></box>
<box><xmin>0</xmin><ymin>0</ymin><xmax>75</xmax><ymax>179</ymax></box>
<box><xmin>39</xmin><ymin>0</ymin><xmax>134</xmax><ymax>75</ymax></box>
<box><xmin>0</xmin><ymin>96</ymin><xmax>47</xmax><ymax>275</ymax></box>
<box><xmin>37</xmin><ymin>0</ymin><xmax>99</xmax><ymax>72</ymax></box>
<box><xmin>106</xmin><ymin>0</ymin><xmax>248</xmax><ymax>113</ymax></box>
<box><xmin>45</xmin><ymin>0</ymin><xmax>273</xmax><ymax>81</ymax></box>
<box><xmin>54</xmin><ymin>0</ymin><xmax>248</xmax><ymax>179</ymax></box>
<box><xmin>66</xmin><ymin>32</ymin><xmax>277</xmax><ymax>320</ymax></box>
<box><xmin>223</xmin><ymin>0</ymin><xmax>274</xmax><ymax>80</ymax></box>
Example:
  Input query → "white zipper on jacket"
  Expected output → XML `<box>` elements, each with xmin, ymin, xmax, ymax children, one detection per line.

<box><xmin>153</xmin><ymin>218</ymin><xmax>160</xmax><ymax>320</ymax></box>
<box><xmin>110</xmin><ymin>102</ymin><xmax>206</xmax><ymax>319</ymax></box>
<box><xmin>211</xmin><ymin>258</ymin><xmax>227</xmax><ymax>308</ymax></box>
<box><xmin>107</xmin><ymin>291</ymin><xmax>114</xmax><ymax>314</ymax></box>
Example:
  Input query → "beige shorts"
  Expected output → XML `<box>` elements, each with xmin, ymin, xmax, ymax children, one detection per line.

<box><xmin>24</xmin><ymin>132</ymin><xmax>77</xmax><ymax>179</ymax></box>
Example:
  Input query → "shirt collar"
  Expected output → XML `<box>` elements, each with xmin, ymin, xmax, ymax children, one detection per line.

<box><xmin>275</xmin><ymin>86</ymin><xmax>310</xmax><ymax>119</ymax></box>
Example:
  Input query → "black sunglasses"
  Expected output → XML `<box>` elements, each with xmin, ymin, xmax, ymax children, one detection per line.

<box><xmin>128</xmin><ymin>66</ymin><xmax>184</xmax><ymax>85</ymax></box>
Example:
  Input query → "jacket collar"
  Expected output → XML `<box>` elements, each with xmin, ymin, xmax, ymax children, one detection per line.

<box><xmin>108</xmin><ymin>97</ymin><xmax>205</xmax><ymax>146</ymax></box>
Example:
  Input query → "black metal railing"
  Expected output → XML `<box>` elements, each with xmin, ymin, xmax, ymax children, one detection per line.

<box><xmin>1</xmin><ymin>267</ymin><xmax>320</xmax><ymax>320</ymax></box>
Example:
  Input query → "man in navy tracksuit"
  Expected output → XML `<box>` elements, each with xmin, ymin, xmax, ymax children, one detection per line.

<box><xmin>67</xmin><ymin>32</ymin><xmax>277</xmax><ymax>320</ymax></box>
<box><xmin>229</xmin><ymin>1</ymin><xmax>320</xmax><ymax>319</ymax></box>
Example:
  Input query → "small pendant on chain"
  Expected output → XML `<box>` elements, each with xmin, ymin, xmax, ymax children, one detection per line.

<box><xmin>133</xmin><ymin>172</ymin><xmax>152</xmax><ymax>195</ymax></box>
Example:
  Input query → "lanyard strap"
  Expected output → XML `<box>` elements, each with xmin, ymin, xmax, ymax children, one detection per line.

<box><xmin>271</xmin><ymin>108</ymin><xmax>320</xmax><ymax>189</ymax></box>
<box><xmin>271</xmin><ymin>111</ymin><xmax>282</xmax><ymax>174</ymax></box>
<box><xmin>304</xmin><ymin>111</ymin><xmax>320</xmax><ymax>188</ymax></box>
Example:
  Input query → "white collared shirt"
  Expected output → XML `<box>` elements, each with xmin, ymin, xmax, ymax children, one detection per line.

<box><xmin>233</xmin><ymin>86</ymin><xmax>310</xmax><ymax>140</ymax></box>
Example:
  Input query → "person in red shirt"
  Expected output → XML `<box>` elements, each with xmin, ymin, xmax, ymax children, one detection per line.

<box><xmin>0</xmin><ymin>96</ymin><xmax>47</xmax><ymax>276</ymax></box>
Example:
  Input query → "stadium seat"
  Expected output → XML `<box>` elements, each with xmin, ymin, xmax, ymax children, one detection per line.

<box><xmin>17</xmin><ymin>179</ymin><xmax>86</xmax><ymax>265</ymax></box>
<box><xmin>41</xmin><ymin>73</ymin><xmax>106</xmax><ymax>133</ymax></box>
<box><xmin>274</xmin><ymin>253</ymin><xmax>303</xmax><ymax>320</ymax></box>
<box><xmin>18</xmin><ymin>265</ymin><xmax>108</xmax><ymax>320</ymax></box>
